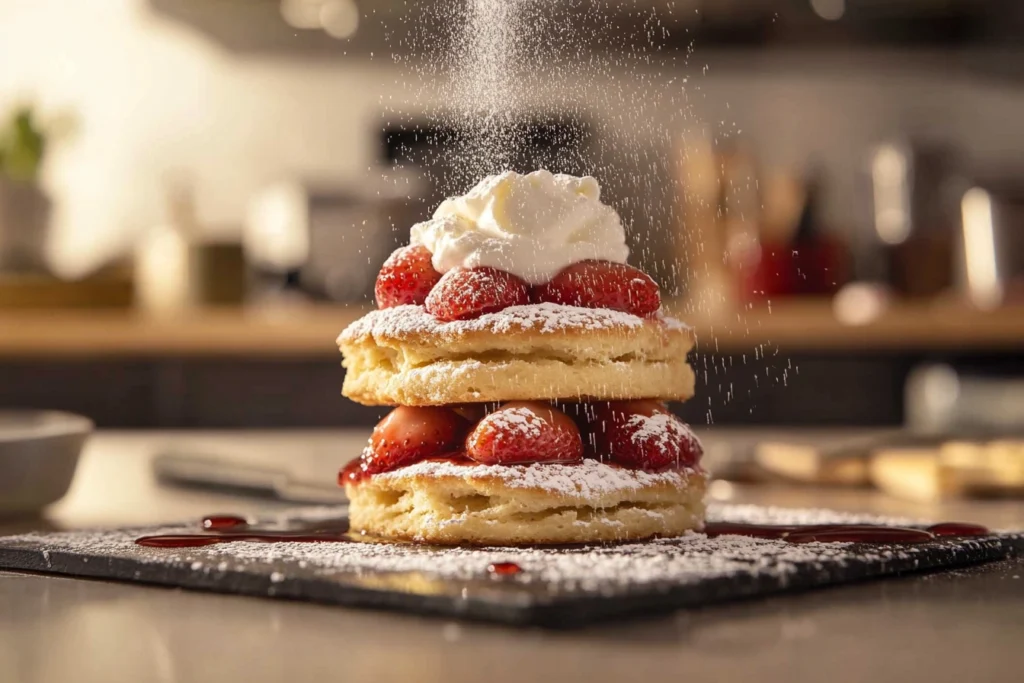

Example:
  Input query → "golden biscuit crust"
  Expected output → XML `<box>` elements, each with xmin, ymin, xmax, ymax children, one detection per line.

<box><xmin>338</xmin><ymin>303</ymin><xmax>695</xmax><ymax>406</ymax></box>
<box><xmin>345</xmin><ymin>459</ymin><xmax>707</xmax><ymax>545</ymax></box>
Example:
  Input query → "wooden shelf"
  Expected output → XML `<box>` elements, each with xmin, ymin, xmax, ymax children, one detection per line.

<box><xmin>1</xmin><ymin>299</ymin><xmax>1023</xmax><ymax>357</ymax></box>
<box><xmin>666</xmin><ymin>299</ymin><xmax>1024</xmax><ymax>353</ymax></box>
<box><xmin>0</xmin><ymin>306</ymin><xmax>363</xmax><ymax>357</ymax></box>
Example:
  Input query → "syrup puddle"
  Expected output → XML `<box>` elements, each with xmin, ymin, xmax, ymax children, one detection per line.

<box><xmin>136</xmin><ymin>515</ymin><xmax>355</xmax><ymax>548</ymax></box>
<box><xmin>135</xmin><ymin>516</ymin><xmax>990</xmax><ymax>549</ymax></box>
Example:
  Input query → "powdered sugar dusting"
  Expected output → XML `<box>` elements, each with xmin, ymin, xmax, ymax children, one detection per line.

<box><xmin>338</xmin><ymin>303</ymin><xmax>688</xmax><ymax>343</ymax></box>
<box><xmin>369</xmin><ymin>458</ymin><xmax>696</xmax><ymax>498</ymax></box>
<box><xmin>627</xmin><ymin>413</ymin><xmax>702</xmax><ymax>456</ymax></box>
<box><xmin>1</xmin><ymin>504</ymin><xmax>1009</xmax><ymax>601</ymax></box>
<box><xmin>659</xmin><ymin>315</ymin><xmax>691</xmax><ymax>333</ymax></box>
<box><xmin>483</xmin><ymin>406</ymin><xmax>543</xmax><ymax>441</ymax></box>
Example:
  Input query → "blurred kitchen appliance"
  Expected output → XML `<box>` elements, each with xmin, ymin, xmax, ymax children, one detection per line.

<box><xmin>137</xmin><ymin>183</ymin><xmax>246</xmax><ymax>312</ymax></box>
<box><xmin>676</xmin><ymin>133</ymin><xmax>769</xmax><ymax>309</ymax></box>
<box><xmin>955</xmin><ymin>178</ymin><xmax>1024</xmax><ymax>309</ymax></box>
<box><xmin>190</xmin><ymin>241</ymin><xmax>246</xmax><ymax>305</ymax></box>
<box><xmin>676</xmin><ymin>133</ymin><xmax>849</xmax><ymax>308</ymax></box>
<box><xmin>719</xmin><ymin>144</ymin><xmax>774</xmax><ymax>301</ymax></box>
<box><xmin>675</xmin><ymin>129</ymin><xmax>729</xmax><ymax>312</ymax></box>
<box><xmin>906</xmin><ymin>363</ymin><xmax>1024</xmax><ymax>435</ymax></box>
<box><xmin>245</xmin><ymin>169</ymin><xmax>428</xmax><ymax>304</ymax></box>
<box><xmin>789</xmin><ymin>171</ymin><xmax>848</xmax><ymax>297</ymax></box>
<box><xmin>866</xmin><ymin>141</ymin><xmax>962</xmax><ymax>297</ymax></box>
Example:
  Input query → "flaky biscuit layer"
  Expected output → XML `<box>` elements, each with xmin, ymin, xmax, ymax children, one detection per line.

<box><xmin>345</xmin><ymin>459</ymin><xmax>707</xmax><ymax>545</ymax></box>
<box><xmin>338</xmin><ymin>303</ymin><xmax>695</xmax><ymax>406</ymax></box>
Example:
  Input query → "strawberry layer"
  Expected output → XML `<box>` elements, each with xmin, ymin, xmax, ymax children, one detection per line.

<box><xmin>345</xmin><ymin>399</ymin><xmax>702</xmax><ymax>484</ymax></box>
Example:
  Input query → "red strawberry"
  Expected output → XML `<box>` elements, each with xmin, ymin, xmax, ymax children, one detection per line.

<box><xmin>532</xmin><ymin>260</ymin><xmax>661</xmax><ymax>317</ymax></box>
<box><xmin>590</xmin><ymin>400</ymin><xmax>702</xmax><ymax>470</ymax></box>
<box><xmin>426</xmin><ymin>267</ymin><xmax>530</xmax><ymax>321</ymax></box>
<box><xmin>466</xmin><ymin>401</ymin><xmax>583</xmax><ymax>465</ymax></box>
<box><xmin>375</xmin><ymin>245</ymin><xmax>442</xmax><ymax>309</ymax></box>
<box><xmin>356</xmin><ymin>406</ymin><xmax>470</xmax><ymax>476</ymax></box>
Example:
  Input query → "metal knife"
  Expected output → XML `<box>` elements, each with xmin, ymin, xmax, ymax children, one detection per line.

<box><xmin>152</xmin><ymin>451</ymin><xmax>349</xmax><ymax>505</ymax></box>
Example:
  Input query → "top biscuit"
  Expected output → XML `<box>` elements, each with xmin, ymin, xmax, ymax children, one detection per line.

<box><xmin>337</xmin><ymin>302</ymin><xmax>695</xmax><ymax>406</ymax></box>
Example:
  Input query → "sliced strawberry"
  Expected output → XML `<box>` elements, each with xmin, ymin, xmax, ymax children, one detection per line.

<box><xmin>425</xmin><ymin>267</ymin><xmax>530</xmax><ymax>321</ymax></box>
<box><xmin>375</xmin><ymin>245</ymin><xmax>442</xmax><ymax>309</ymax></box>
<box><xmin>356</xmin><ymin>406</ymin><xmax>471</xmax><ymax>476</ymax></box>
<box><xmin>589</xmin><ymin>400</ymin><xmax>702</xmax><ymax>470</ymax></box>
<box><xmin>532</xmin><ymin>260</ymin><xmax>661</xmax><ymax>317</ymax></box>
<box><xmin>466</xmin><ymin>401</ymin><xmax>583</xmax><ymax>465</ymax></box>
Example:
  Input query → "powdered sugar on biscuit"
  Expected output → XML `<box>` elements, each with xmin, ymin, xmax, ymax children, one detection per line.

<box><xmin>659</xmin><ymin>315</ymin><xmax>692</xmax><ymax>333</ymax></box>
<box><xmin>338</xmin><ymin>303</ymin><xmax>688</xmax><ymax>344</ymax></box>
<box><xmin>367</xmin><ymin>458</ymin><xmax>698</xmax><ymax>498</ymax></box>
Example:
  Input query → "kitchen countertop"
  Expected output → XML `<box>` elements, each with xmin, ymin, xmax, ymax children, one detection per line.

<box><xmin>3</xmin><ymin>299</ymin><xmax>1024</xmax><ymax>357</ymax></box>
<box><xmin>1</xmin><ymin>430</ymin><xmax>1022</xmax><ymax>683</ymax></box>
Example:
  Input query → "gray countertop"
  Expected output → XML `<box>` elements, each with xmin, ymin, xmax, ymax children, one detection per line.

<box><xmin>1</xmin><ymin>430</ymin><xmax>1022</xmax><ymax>683</ymax></box>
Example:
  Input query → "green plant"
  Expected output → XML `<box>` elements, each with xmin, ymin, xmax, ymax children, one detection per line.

<box><xmin>0</xmin><ymin>107</ymin><xmax>47</xmax><ymax>183</ymax></box>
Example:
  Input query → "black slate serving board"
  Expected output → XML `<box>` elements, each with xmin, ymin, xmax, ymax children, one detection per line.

<box><xmin>0</xmin><ymin>504</ymin><xmax>1020</xmax><ymax>627</ymax></box>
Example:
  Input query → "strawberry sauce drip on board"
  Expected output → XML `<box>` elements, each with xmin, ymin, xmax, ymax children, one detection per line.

<box><xmin>202</xmin><ymin>515</ymin><xmax>249</xmax><ymax>530</ymax></box>
<box><xmin>136</xmin><ymin>517</ymin><xmax>353</xmax><ymax>548</ymax></box>
<box><xmin>487</xmin><ymin>562</ymin><xmax>524</xmax><ymax>576</ymax></box>
<box><xmin>135</xmin><ymin>515</ymin><xmax>990</xmax><ymax>549</ymax></box>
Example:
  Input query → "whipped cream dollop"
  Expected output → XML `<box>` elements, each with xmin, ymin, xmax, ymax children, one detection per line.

<box><xmin>410</xmin><ymin>170</ymin><xmax>630</xmax><ymax>285</ymax></box>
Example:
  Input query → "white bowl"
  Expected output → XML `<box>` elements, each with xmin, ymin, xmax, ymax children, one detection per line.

<box><xmin>0</xmin><ymin>411</ymin><xmax>92</xmax><ymax>517</ymax></box>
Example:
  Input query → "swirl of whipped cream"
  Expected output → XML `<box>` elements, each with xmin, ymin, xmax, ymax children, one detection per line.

<box><xmin>410</xmin><ymin>170</ymin><xmax>630</xmax><ymax>285</ymax></box>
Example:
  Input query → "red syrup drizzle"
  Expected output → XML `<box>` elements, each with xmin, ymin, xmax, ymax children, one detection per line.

<box><xmin>202</xmin><ymin>514</ymin><xmax>249</xmax><ymax>530</ymax></box>
<box><xmin>136</xmin><ymin>516</ymin><xmax>991</xmax><ymax>550</ymax></box>
<box><xmin>487</xmin><ymin>561</ymin><xmax>523</xmax><ymax>576</ymax></box>
<box><xmin>703</xmin><ymin>522</ymin><xmax>990</xmax><ymax>544</ymax></box>
<box><xmin>136</xmin><ymin>516</ymin><xmax>353</xmax><ymax>549</ymax></box>
<box><xmin>926</xmin><ymin>522</ymin><xmax>990</xmax><ymax>537</ymax></box>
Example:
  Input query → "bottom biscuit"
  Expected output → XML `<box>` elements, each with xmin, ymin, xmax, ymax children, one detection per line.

<box><xmin>345</xmin><ymin>459</ymin><xmax>707</xmax><ymax>545</ymax></box>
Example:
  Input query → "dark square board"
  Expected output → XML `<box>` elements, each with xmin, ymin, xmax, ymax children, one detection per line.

<box><xmin>0</xmin><ymin>504</ymin><xmax>1020</xmax><ymax>627</ymax></box>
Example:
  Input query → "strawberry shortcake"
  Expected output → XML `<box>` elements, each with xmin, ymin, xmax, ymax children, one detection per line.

<box><xmin>337</xmin><ymin>170</ymin><xmax>706</xmax><ymax>545</ymax></box>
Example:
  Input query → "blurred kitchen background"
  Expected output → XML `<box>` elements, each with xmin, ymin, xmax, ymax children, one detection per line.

<box><xmin>1</xmin><ymin>0</ymin><xmax>1023</xmax><ymax>435</ymax></box>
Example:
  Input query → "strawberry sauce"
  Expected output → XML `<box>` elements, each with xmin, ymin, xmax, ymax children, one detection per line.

<box><xmin>136</xmin><ymin>516</ymin><xmax>353</xmax><ymax>548</ymax></box>
<box><xmin>202</xmin><ymin>514</ymin><xmax>249</xmax><ymax>530</ymax></box>
<box><xmin>135</xmin><ymin>514</ymin><xmax>990</xmax><ymax>549</ymax></box>
<box><xmin>487</xmin><ymin>562</ymin><xmax>524</xmax><ymax>576</ymax></box>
